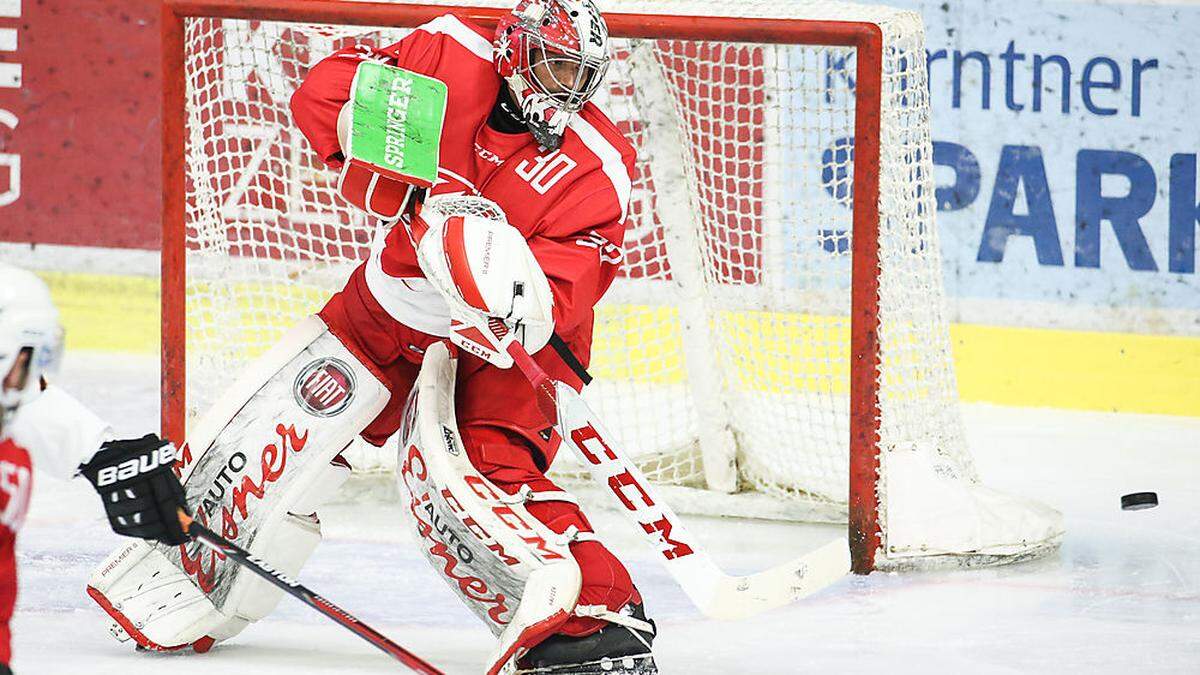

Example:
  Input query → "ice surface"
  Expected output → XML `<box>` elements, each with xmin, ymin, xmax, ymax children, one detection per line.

<box><xmin>12</xmin><ymin>353</ymin><xmax>1199</xmax><ymax>673</ymax></box>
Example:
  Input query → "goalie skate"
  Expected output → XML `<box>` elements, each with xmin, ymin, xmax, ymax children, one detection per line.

<box><xmin>515</xmin><ymin>603</ymin><xmax>657</xmax><ymax>675</ymax></box>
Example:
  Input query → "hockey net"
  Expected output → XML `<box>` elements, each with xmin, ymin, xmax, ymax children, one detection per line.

<box><xmin>163</xmin><ymin>0</ymin><xmax>1062</xmax><ymax>572</ymax></box>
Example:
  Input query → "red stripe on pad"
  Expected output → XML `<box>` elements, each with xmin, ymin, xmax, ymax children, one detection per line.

<box><xmin>442</xmin><ymin>215</ymin><xmax>489</xmax><ymax>312</ymax></box>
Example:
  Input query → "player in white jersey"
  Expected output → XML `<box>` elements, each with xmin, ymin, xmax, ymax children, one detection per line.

<box><xmin>0</xmin><ymin>262</ymin><xmax>189</xmax><ymax>671</ymax></box>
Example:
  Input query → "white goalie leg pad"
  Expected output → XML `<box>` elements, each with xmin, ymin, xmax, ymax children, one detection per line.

<box><xmin>217</xmin><ymin>464</ymin><xmax>349</xmax><ymax>626</ymax></box>
<box><xmin>88</xmin><ymin>316</ymin><xmax>386</xmax><ymax>651</ymax></box>
<box><xmin>397</xmin><ymin>342</ymin><xmax>582</xmax><ymax>675</ymax></box>
<box><xmin>87</xmin><ymin>539</ymin><xmax>221</xmax><ymax>651</ymax></box>
<box><xmin>87</xmin><ymin>503</ymin><xmax>335</xmax><ymax>649</ymax></box>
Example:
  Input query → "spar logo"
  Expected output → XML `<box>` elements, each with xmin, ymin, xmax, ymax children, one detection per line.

<box><xmin>293</xmin><ymin>358</ymin><xmax>356</xmax><ymax>417</ymax></box>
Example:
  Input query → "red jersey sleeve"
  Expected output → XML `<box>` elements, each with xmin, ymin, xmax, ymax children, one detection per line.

<box><xmin>288</xmin><ymin>23</ymin><xmax>457</xmax><ymax>168</ymax></box>
<box><xmin>530</xmin><ymin>185</ymin><xmax>630</xmax><ymax>339</ymax></box>
<box><xmin>289</xmin><ymin>46</ymin><xmax>369</xmax><ymax>168</ymax></box>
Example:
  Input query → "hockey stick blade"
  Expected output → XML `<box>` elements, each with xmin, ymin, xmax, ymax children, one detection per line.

<box><xmin>179</xmin><ymin>512</ymin><xmax>444</xmax><ymax>674</ymax></box>
<box><xmin>503</xmin><ymin>341</ymin><xmax>850</xmax><ymax>620</ymax></box>
<box><xmin>677</xmin><ymin>537</ymin><xmax>850</xmax><ymax>620</ymax></box>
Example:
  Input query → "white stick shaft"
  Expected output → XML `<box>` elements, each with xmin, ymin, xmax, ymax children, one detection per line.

<box><xmin>501</xmin><ymin>338</ymin><xmax>849</xmax><ymax>618</ymax></box>
<box><xmin>552</xmin><ymin>381</ymin><xmax>848</xmax><ymax>618</ymax></box>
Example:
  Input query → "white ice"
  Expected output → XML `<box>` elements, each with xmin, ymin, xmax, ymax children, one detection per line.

<box><xmin>12</xmin><ymin>353</ymin><xmax>1200</xmax><ymax>673</ymax></box>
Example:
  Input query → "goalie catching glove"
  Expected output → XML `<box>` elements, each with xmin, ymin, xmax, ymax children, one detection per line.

<box><xmin>79</xmin><ymin>434</ymin><xmax>190</xmax><ymax>546</ymax></box>
<box><xmin>410</xmin><ymin>195</ymin><xmax>556</xmax><ymax>368</ymax></box>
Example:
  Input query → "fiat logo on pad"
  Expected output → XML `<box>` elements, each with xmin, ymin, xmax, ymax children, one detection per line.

<box><xmin>294</xmin><ymin>358</ymin><xmax>356</xmax><ymax>417</ymax></box>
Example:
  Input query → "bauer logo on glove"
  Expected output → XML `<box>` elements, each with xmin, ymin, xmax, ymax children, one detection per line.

<box><xmin>91</xmin><ymin>442</ymin><xmax>178</xmax><ymax>487</ymax></box>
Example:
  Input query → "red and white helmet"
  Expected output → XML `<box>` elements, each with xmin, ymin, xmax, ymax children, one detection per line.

<box><xmin>494</xmin><ymin>0</ymin><xmax>610</xmax><ymax>150</ymax></box>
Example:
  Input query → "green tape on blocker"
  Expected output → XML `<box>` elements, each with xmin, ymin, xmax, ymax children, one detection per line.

<box><xmin>346</xmin><ymin>62</ymin><xmax>447</xmax><ymax>188</ymax></box>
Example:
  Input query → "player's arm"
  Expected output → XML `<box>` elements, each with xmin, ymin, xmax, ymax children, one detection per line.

<box><xmin>9</xmin><ymin>381</ymin><xmax>189</xmax><ymax>546</ymax></box>
<box><xmin>288</xmin><ymin>45</ymin><xmax>374</xmax><ymax>168</ymax></box>
<box><xmin>289</xmin><ymin>25</ymin><xmax>446</xmax><ymax>166</ymax></box>
<box><xmin>289</xmin><ymin>46</ymin><xmax>412</xmax><ymax>220</ymax></box>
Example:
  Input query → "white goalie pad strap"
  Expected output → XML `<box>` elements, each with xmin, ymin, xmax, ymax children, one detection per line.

<box><xmin>568</xmin><ymin>530</ymin><xmax>601</xmax><ymax>543</ymax></box>
<box><xmin>501</xmin><ymin>487</ymin><xmax>600</xmax><ymax>546</ymax></box>
<box><xmin>396</xmin><ymin>343</ymin><xmax>581</xmax><ymax>675</ymax></box>
<box><xmin>88</xmin><ymin>316</ymin><xmax>388</xmax><ymax>648</ymax></box>
<box><xmin>573</xmin><ymin>604</ymin><xmax>655</xmax><ymax>636</ymax></box>
<box><xmin>503</xmin><ymin>484</ymin><xmax>580</xmax><ymax>507</ymax></box>
<box><xmin>552</xmin><ymin>524</ymin><xmax>601</xmax><ymax>546</ymax></box>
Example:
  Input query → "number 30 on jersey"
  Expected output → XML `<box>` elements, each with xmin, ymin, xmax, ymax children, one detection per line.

<box><xmin>514</xmin><ymin>150</ymin><xmax>577</xmax><ymax>195</ymax></box>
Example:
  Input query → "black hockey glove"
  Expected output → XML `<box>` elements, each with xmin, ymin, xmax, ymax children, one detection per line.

<box><xmin>78</xmin><ymin>434</ymin><xmax>190</xmax><ymax>546</ymax></box>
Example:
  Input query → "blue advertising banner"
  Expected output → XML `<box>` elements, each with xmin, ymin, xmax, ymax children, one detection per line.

<box><xmin>903</xmin><ymin>0</ymin><xmax>1199</xmax><ymax>333</ymax></box>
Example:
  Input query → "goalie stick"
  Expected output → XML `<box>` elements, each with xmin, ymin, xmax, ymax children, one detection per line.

<box><xmin>178</xmin><ymin>512</ymin><xmax>444</xmax><ymax>674</ymax></box>
<box><xmin>493</xmin><ymin>322</ymin><xmax>851</xmax><ymax>620</ymax></box>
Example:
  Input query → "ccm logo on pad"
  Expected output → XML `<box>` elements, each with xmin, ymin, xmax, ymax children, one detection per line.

<box><xmin>95</xmin><ymin>445</ymin><xmax>179</xmax><ymax>487</ymax></box>
<box><xmin>294</xmin><ymin>358</ymin><xmax>357</xmax><ymax>417</ymax></box>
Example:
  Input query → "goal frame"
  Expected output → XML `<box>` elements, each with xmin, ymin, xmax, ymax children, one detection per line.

<box><xmin>160</xmin><ymin>0</ymin><xmax>885</xmax><ymax>573</ymax></box>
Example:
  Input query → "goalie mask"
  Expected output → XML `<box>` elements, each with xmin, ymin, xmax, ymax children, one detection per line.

<box><xmin>0</xmin><ymin>263</ymin><xmax>64</xmax><ymax>437</ymax></box>
<box><xmin>494</xmin><ymin>0</ymin><xmax>610</xmax><ymax>150</ymax></box>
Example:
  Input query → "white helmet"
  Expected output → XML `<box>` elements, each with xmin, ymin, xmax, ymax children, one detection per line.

<box><xmin>0</xmin><ymin>263</ymin><xmax>64</xmax><ymax>436</ymax></box>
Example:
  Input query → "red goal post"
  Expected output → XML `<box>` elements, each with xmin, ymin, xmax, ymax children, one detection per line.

<box><xmin>161</xmin><ymin>0</ymin><xmax>1060</xmax><ymax>575</ymax></box>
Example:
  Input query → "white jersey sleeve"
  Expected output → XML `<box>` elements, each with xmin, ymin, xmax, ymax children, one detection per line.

<box><xmin>9</xmin><ymin>385</ymin><xmax>114</xmax><ymax>480</ymax></box>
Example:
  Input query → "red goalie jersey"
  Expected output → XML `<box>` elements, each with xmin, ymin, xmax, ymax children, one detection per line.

<box><xmin>290</xmin><ymin>12</ymin><xmax>634</xmax><ymax>384</ymax></box>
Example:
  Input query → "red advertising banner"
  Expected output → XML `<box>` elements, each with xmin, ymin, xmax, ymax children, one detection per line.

<box><xmin>0</xmin><ymin>0</ymin><xmax>160</xmax><ymax>249</ymax></box>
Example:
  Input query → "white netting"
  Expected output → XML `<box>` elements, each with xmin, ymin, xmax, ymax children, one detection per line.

<box><xmin>178</xmin><ymin>1</ymin><xmax>1054</xmax><ymax>565</ymax></box>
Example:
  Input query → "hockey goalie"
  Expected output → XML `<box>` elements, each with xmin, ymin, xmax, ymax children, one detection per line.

<box><xmin>87</xmin><ymin>1</ymin><xmax>658</xmax><ymax>673</ymax></box>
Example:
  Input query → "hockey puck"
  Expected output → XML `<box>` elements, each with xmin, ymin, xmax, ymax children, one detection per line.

<box><xmin>1121</xmin><ymin>492</ymin><xmax>1158</xmax><ymax>511</ymax></box>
